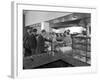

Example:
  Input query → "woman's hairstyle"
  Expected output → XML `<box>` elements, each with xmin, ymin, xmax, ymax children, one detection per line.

<box><xmin>32</xmin><ymin>29</ymin><xmax>37</xmax><ymax>32</ymax></box>
<box><xmin>64</xmin><ymin>29</ymin><xmax>70</xmax><ymax>35</ymax></box>
<box><xmin>41</xmin><ymin>30</ymin><xmax>46</xmax><ymax>33</ymax></box>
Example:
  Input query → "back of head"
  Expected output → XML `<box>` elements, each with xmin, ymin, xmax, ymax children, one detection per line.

<box><xmin>41</xmin><ymin>30</ymin><xmax>46</xmax><ymax>33</ymax></box>
<box><xmin>32</xmin><ymin>29</ymin><xmax>37</xmax><ymax>32</ymax></box>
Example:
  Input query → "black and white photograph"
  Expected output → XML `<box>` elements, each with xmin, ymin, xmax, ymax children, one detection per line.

<box><xmin>23</xmin><ymin>10</ymin><xmax>91</xmax><ymax>69</ymax></box>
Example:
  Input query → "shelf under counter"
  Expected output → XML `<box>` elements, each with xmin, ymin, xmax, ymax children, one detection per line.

<box><xmin>72</xmin><ymin>49</ymin><xmax>91</xmax><ymax>58</ymax></box>
<box><xmin>72</xmin><ymin>35</ymin><xmax>91</xmax><ymax>39</ymax></box>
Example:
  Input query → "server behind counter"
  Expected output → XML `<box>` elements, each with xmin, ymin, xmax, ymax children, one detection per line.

<box><xmin>63</xmin><ymin>30</ymin><xmax>72</xmax><ymax>46</ymax></box>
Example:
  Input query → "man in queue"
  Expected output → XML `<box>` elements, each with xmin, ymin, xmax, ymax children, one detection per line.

<box><xmin>24</xmin><ymin>28</ymin><xmax>37</xmax><ymax>56</ymax></box>
<box><xmin>36</xmin><ymin>30</ymin><xmax>52</xmax><ymax>54</ymax></box>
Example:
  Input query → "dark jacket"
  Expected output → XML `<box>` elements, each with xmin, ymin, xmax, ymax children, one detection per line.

<box><xmin>23</xmin><ymin>34</ymin><xmax>37</xmax><ymax>56</ymax></box>
<box><xmin>29</xmin><ymin>34</ymin><xmax>37</xmax><ymax>49</ymax></box>
<box><xmin>23</xmin><ymin>33</ymin><xmax>30</xmax><ymax>49</ymax></box>
<box><xmin>36</xmin><ymin>35</ymin><xmax>51</xmax><ymax>54</ymax></box>
<box><xmin>24</xmin><ymin>34</ymin><xmax>37</xmax><ymax>50</ymax></box>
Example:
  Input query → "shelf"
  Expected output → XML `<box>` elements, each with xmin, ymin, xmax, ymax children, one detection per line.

<box><xmin>73</xmin><ymin>55</ymin><xmax>90</xmax><ymax>64</ymax></box>
<box><xmin>73</xmin><ymin>42</ymin><xmax>91</xmax><ymax>46</ymax></box>
<box><xmin>72</xmin><ymin>50</ymin><xmax>91</xmax><ymax>58</ymax></box>
<box><xmin>72</xmin><ymin>36</ymin><xmax>91</xmax><ymax>39</ymax></box>
<box><xmin>72</xmin><ymin>47</ymin><xmax>91</xmax><ymax>52</ymax></box>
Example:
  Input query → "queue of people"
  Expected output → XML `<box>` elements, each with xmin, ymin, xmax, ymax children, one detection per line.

<box><xmin>23</xmin><ymin>27</ymin><xmax>72</xmax><ymax>57</ymax></box>
<box><xmin>23</xmin><ymin>28</ymin><xmax>52</xmax><ymax>57</ymax></box>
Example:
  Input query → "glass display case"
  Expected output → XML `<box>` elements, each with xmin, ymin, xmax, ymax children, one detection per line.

<box><xmin>72</xmin><ymin>35</ymin><xmax>91</xmax><ymax>64</ymax></box>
